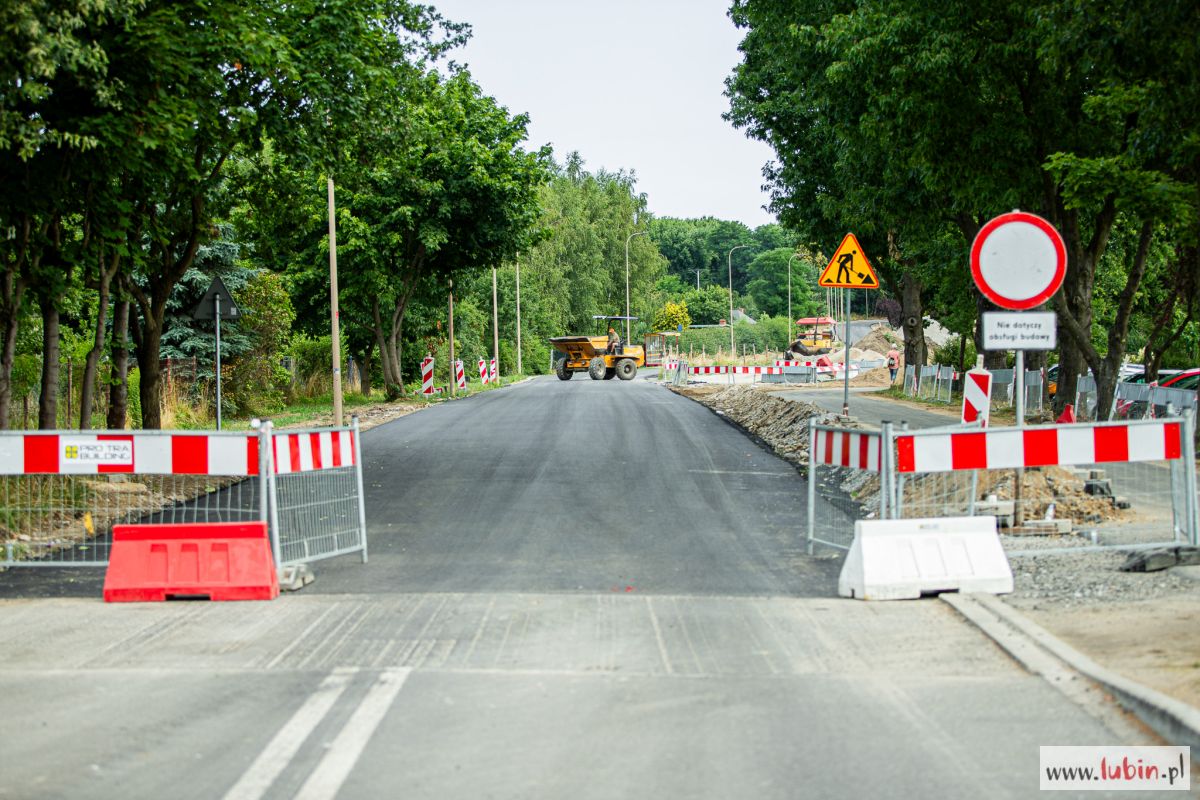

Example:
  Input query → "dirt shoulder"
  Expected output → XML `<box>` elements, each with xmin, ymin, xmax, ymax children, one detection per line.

<box><xmin>1009</xmin><ymin>590</ymin><xmax>1200</xmax><ymax>709</ymax></box>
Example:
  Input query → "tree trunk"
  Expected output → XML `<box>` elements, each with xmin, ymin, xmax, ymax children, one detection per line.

<box><xmin>358</xmin><ymin>345</ymin><xmax>373</xmax><ymax>398</ymax></box>
<box><xmin>79</xmin><ymin>263</ymin><xmax>115</xmax><ymax>429</ymax></box>
<box><xmin>135</xmin><ymin>316</ymin><xmax>164</xmax><ymax>429</ymax></box>
<box><xmin>0</xmin><ymin>270</ymin><xmax>24</xmax><ymax>430</ymax></box>
<box><xmin>372</xmin><ymin>298</ymin><xmax>401</xmax><ymax>399</ymax></box>
<box><xmin>900</xmin><ymin>272</ymin><xmax>925</xmax><ymax>369</ymax></box>
<box><xmin>972</xmin><ymin>291</ymin><xmax>1007</xmax><ymax>371</ymax></box>
<box><xmin>107</xmin><ymin>299</ymin><xmax>130</xmax><ymax>429</ymax></box>
<box><xmin>1141</xmin><ymin>245</ymin><xmax>1197</xmax><ymax>382</ymax></box>
<box><xmin>38</xmin><ymin>297</ymin><xmax>60</xmax><ymax>429</ymax></box>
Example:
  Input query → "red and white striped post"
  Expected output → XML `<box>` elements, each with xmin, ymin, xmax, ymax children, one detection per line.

<box><xmin>490</xmin><ymin>358</ymin><xmax>498</xmax><ymax>384</ymax></box>
<box><xmin>478</xmin><ymin>359</ymin><xmax>489</xmax><ymax>385</ymax></box>
<box><xmin>962</xmin><ymin>369</ymin><xmax>992</xmax><ymax>426</ymax></box>
<box><xmin>421</xmin><ymin>356</ymin><xmax>435</xmax><ymax>396</ymax></box>
<box><xmin>454</xmin><ymin>360</ymin><xmax>466</xmax><ymax>390</ymax></box>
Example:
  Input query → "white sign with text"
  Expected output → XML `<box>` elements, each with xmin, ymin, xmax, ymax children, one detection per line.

<box><xmin>982</xmin><ymin>312</ymin><xmax>1056</xmax><ymax>351</ymax></box>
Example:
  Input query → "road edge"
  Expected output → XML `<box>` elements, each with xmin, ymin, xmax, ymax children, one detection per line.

<box><xmin>943</xmin><ymin>592</ymin><xmax>1200</xmax><ymax>749</ymax></box>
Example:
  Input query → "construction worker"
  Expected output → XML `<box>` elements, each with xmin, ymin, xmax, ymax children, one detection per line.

<box><xmin>607</xmin><ymin>327</ymin><xmax>620</xmax><ymax>354</ymax></box>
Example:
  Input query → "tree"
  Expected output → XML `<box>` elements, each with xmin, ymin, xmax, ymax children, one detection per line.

<box><xmin>727</xmin><ymin>0</ymin><xmax>1200</xmax><ymax>413</ymax></box>
<box><xmin>745</xmin><ymin>247</ymin><xmax>820</xmax><ymax>319</ymax></box>
<box><xmin>652</xmin><ymin>300</ymin><xmax>691</xmax><ymax>332</ymax></box>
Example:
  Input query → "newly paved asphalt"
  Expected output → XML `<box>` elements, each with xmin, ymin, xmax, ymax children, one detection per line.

<box><xmin>0</xmin><ymin>376</ymin><xmax>1168</xmax><ymax>799</ymax></box>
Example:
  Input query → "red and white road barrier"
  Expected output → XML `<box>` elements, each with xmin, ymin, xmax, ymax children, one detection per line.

<box><xmin>478</xmin><ymin>359</ymin><xmax>490</xmax><ymax>385</ymax></box>
<box><xmin>421</xmin><ymin>356</ymin><xmax>435</xmax><ymax>395</ymax></box>
<box><xmin>813</xmin><ymin>428</ymin><xmax>882</xmax><ymax>472</ymax></box>
<box><xmin>0</xmin><ymin>432</ymin><xmax>260</xmax><ymax>476</ymax></box>
<box><xmin>454</xmin><ymin>360</ymin><xmax>466</xmax><ymax>390</ymax></box>
<box><xmin>962</xmin><ymin>369</ymin><xmax>992</xmax><ymax>426</ymax></box>
<box><xmin>490</xmin><ymin>358</ymin><xmax>498</xmax><ymax>384</ymax></box>
<box><xmin>775</xmin><ymin>360</ymin><xmax>820</xmax><ymax>367</ymax></box>
<box><xmin>896</xmin><ymin>420</ymin><xmax>1183</xmax><ymax>474</ymax></box>
<box><xmin>688</xmin><ymin>366</ymin><xmax>787</xmax><ymax>375</ymax></box>
<box><xmin>271</xmin><ymin>429</ymin><xmax>356</xmax><ymax>475</ymax></box>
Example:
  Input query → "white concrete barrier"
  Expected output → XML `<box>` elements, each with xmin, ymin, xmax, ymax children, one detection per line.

<box><xmin>838</xmin><ymin>516</ymin><xmax>1013</xmax><ymax>600</ymax></box>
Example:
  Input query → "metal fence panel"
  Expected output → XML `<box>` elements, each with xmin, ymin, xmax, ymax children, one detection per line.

<box><xmin>807</xmin><ymin>420</ymin><xmax>885</xmax><ymax>552</ymax></box>
<box><xmin>266</xmin><ymin>420</ymin><xmax>368</xmax><ymax>566</ymax></box>
<box><xmin>0</xmin><ymin>430</ymin><xmax>266</xmax><ymax>568</ymax></box>
<box><xmin>889</xmin><ymin>416</ymin><xmax>1196</xmax><ymax>555</ymax></box>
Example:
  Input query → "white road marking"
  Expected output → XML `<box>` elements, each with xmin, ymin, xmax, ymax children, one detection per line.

<box><xmin>645</xmin><ymin>597</ymin><xmax>675</xmax><ymax>675</ymax></box>
<box><xmin>222</xmin><ymin>668</ymin><xmax>357</xmax><ymax>800</ymax></box>
<box><xmin>293</xmin><ymin>667</ymin><xmax>412</xmax><ymax>800</ymax></box>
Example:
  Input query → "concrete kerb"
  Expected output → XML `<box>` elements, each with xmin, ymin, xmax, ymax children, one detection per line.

<box><xmin>944</xmin><ymin>592</ymin><xmax>1200</xmax><ymax>750</ymax></box>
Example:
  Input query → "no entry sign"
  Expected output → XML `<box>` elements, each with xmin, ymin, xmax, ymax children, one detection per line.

<box><xmin>970</xmin><ymin>212</ymin><xmax>1066</xmax><ymax>310</ymax></box>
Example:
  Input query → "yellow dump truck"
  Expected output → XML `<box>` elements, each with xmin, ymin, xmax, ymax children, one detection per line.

<box><xmin>550</xmin><ymin>316</ymin><xmax>661</xmax><ymax>381</ymax></box>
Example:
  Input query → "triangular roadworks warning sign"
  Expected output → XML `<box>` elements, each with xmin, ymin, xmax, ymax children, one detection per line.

<box><xmin>818</xmin><ymin>233</ymin><xmax>879</xmax><ymax>289</ymax></box>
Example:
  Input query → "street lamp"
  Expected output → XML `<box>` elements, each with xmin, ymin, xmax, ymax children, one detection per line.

<box><xmin>625</xmin><ymin>230</ymin><xmax>646</xmax><ymax>344</ymax></box>
<box><xmin>788</xmin><ymin>252</ymin><xmax>802</xmax><ymax>346</ymax></box>
<box><xmin>728</xmin><ymin>245</ymin><xmax>751</xmax><ymax>357</ymax></box>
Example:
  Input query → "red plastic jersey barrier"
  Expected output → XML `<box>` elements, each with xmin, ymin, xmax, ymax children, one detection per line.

<box><xmin>103</xmin><ymin>521</ymin><xmax>279</xmax><ymax>602</ymax></box>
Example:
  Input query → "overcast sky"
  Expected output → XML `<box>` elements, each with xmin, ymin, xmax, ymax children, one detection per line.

<box><xmin>430</xmin><ymin>0</ymin><xmax>779</xmax><ymax>228</ymax></box>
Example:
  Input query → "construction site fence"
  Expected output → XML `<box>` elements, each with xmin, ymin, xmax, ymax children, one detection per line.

<box><xmin>904</xmin><ymin>364</ymin><xmax>956</xmax><ymax>403</ymax></box>
<box><xmin>807</xmin><ymin>413</ymin><xmax>1199</xmax><ymax>557</ymax></box>
<box><xmin>0</xmin><ymin>420</ymin><xmax>368</xmax><ymax>570</ymax></box>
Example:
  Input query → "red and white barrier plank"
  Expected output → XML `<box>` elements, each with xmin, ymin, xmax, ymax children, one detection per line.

<box><xmin>896</xmin><ymin>421</ymin><xmax>1182</xmax><ymax>474</ymax></box>
<box><xmin>271</xmin><ymin>430</ymin><xmax>356</xmax><ymax>475</ymax></box>
<box><xmin>813</xmin><ymin>429</ymin><xmax>882</xmax><ymax>472</ymax></box>
<box><xmin>1</xmin><ymin>432</ymin><xmax>259</xmax><ymax>476</ymax></box>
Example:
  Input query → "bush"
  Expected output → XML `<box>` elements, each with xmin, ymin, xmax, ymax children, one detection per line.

<box><xmin>226</xmin><ymin>271</ymin><xmax>296</xmax><ymax>415</ymax></box>
<box><xmin>932</xmin><ymin>335</ymin><xmax>978</xmax><ymax>371</ymax></box>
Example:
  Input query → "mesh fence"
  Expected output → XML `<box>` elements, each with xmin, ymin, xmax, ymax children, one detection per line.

<box><xmin>0</xmin><ymin>422</ymin><xmax>368</xmax><ymax>570</ymax></box>
<box><xmin>891</xmin><ymin>417</ymin><xmax>1197</xmax><ymax>556</ymax></box>
<box><xmin>1</xmin><ymin>473</ymin><xmax>262</xmax><ymax>567</ymax></box>
<box><xmin>807</xmin><ymin>421</ymin><xmax>885</xmax><ymax>552</ymax></box>
<box><xmin>272</xmin><ymin>466</ymin><xmax>366</xmax><ymax>565</ymax></box>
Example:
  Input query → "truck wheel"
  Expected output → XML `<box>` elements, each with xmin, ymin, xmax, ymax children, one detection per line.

<box><xmin>555</xmin><ymin>359</ymin><xmax>573</xmax><ymax>380</ymax></box>
<box><xmin>616</xmin><ymin>359</ymin><xmax>637</xmax><ymax>380</ymax></box>
<box><xmin>588</xmin><ymin>357</ymin><xmax>606</xmax><ymax>380</ymax></box>
<box><xmin>604</xmin><ymin>368</ymin><xmax>616</xmax><ymax>380</ymax></box>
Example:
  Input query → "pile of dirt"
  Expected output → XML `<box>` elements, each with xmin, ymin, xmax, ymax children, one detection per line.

<box><xmin>853</xmin><ymin>325</ymin><xmax>902</xmax><ymax>357</ymax></box>
<box><xmin>285</xmin><ymin>400</ymin><xmax>422</xmax><ymax>432</ymax></box>
<box><xmin>673</xmin><ymin>385</ymin><xmax>838</xmax><ymax>467</ymax></box>
<box><xmin>846</xmin><ymin>464</ymin><xmax>1128</xmax><ymax>528</ymax></box>
<box><xmin>852</xmin><ymin>366</ymin><xmax>895</xmax><ymax>387</ymax></box>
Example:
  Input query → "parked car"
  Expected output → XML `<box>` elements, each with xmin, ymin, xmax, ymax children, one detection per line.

<box><xmin>1114</xmin><ymin>368</ymin><xmax>1200</xmax><ymax>418</ymax></box>
<box><xmin>1158</xmin><ymin>369</ymin><xmax>1200</xmax><ymax>391</ymax></box>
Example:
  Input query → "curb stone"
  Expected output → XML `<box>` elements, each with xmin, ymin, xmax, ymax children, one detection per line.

<box><xmin>943</xmin><ymin>592</ymin><xmax>1200</xmax><ymax>750</ymax></box>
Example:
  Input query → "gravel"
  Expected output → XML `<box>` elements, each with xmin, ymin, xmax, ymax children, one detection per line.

<box><xmin>1006</xmin><ymin>543</ymin><xmax>1200</xmax><ymax>607</ymax></box>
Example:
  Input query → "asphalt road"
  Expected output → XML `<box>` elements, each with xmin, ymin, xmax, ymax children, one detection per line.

<box><xmin>779</xmin><ymin>385</ymin><xmax>960</xmax><ymax>429</ymax></box>
<box><xmin>0</xmin><ymin>376</ymin><xmax>1169</xmax><ymax>799</ymax></box>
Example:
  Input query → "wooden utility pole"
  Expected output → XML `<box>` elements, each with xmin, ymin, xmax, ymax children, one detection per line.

<box><xmin>492</xmin><ymin>267</ymin><xmax>500</xmax><ymax>378</ymax></box>
<box><xmin>448</xmin><ymin>279</ymin><xmax>456</xmax><ymax>397</ymax></box>
<box><xmin>515</xmin><ymin>260</ymin><xmax>522</xmax><ymax>375</ymax></box>
<box><xmin>328</xmin><ymin>177</ymin><xmax>344</xmax><ymax>426</ymax></box>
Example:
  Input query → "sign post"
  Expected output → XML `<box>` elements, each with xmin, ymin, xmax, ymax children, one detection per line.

<box><xmin>971</xmin><ymin>211</ymin><xmax>1066</xmax><ymax>529</ymax></box>
<box><xmin>818</xmin><ymin>233</ymin><xmax>879</xmax><ymax>417</ymax></box>
<box><xmin>971</xmin><ymin>210</ymin><xmax>1067</xmax><ymax>426</ymax></box>
<box><xmin>192</xmin><ymin>276</ymin><xmax>241</xmax><ymax>431</ymax></box>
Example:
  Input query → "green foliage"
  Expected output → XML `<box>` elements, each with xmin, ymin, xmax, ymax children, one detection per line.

<box><xmin>652</xmin><ymin>301</ymin><xmax>691</xmax><ymax>332</ymax></box>
<box><xmin>677</xmin><ymin>318</ymin><xmax>790</xmax><ymax>358</ymax></box>
<box><xmin>681</xmin><ymin>285</ymin><xmax>733</xmax><ymax>326</ymax></box>
<box><xmin>225</xmin><ymin>271</ymin><xmax>295</xmax><ymax>415</ymax></box>
<box><xmin>932</xmin><ymin>336</ymin><xmax>977</xmax><ymax>372</ymax></box>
